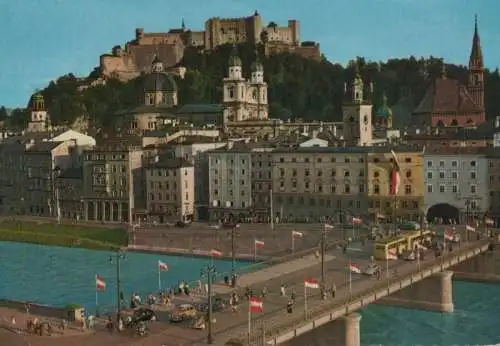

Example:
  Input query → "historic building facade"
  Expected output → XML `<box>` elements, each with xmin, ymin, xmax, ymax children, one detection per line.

<box><xmin>367</xmin><ymin>148</ymin><xmax>424</xmax><ymax>223</ymax></box>
<box><xmin>27</xmin><ymin>93</ymin><xmax>51</xmax><ymax>132</ymax></box>
<box><xmin>412</xmin><ymin>17</ymin><xmax>485</xmax><ymax>127</ymax></box>
<box><xmin>424</xmin><ymin>148</ymin><xmax>489</xmax><ymax>224</ymax></box>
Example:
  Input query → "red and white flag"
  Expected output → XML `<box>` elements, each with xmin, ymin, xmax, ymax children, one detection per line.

<box><xmin>466</xmin><ymin>225</ymin><xmax>476</xmax><ymax>232</ymax></box>
<box><xmin>390</xmin><ymin>150</ymin><xmax>401</xmax><ymax>195</ymax></box>
<box><xmin>95</xmin><ymin>275</ymin><xmax>106</xmax><ymax>290</ymax></box>
<box><xmin>211</xmin><ymin>249</ymin><xmax>222</xmax><ymax>257</ymax></box>
<box><xmin>485</xmin><ymin>218</ymin><xmax>494</xmax><ymax>226</ymax></box>
<box><xmin>304</xmin><ymin>279</ymin><xmax>320</xmax><ymax>289</ymax></box>
<box><xmin>254</xmin><ymin>240</ymin><xmax>265</xmax><ymax>248</ymax></box>
<box><xmin>249</xmin><ymin>297</ymin><xmax>264</xmax><ymax>313</ymax></box>
<box><xmin>351</xmin><ymin>217</ymin><xmax>362</xmax><ymax>225</ymax></box>
<box><xmin>292</xmin><ymin>231</ymin><xmax>304</xmax><ymax>238</ymax></box>
<box><xmin>347</xmin><ymin>263</ymin><xmax>361</xmax><ymax>274</ymax></box>
<box><xmin>158</xmin><ymin>260</ymin><xmax>168</xmax><ymax>271</ymax></box>
<box><xmin>324</xmin><ymin>223</ymin><xmax>334</xmax><ymax>230</ymax></box>
<box><xmin>388</xmin><ymin>248</ymin><xmax>398</xmax><ymax>260</ymax></box>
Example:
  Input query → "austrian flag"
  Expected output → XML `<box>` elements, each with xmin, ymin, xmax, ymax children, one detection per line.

<box><xmin>390</xmin><ymin>150</ymin><xmax>401</xmax><ymax>195</ymax></box>
<box><xmin>249</xmin><ymin>297</ymin><xmax>264</xmax><ymax>313</ymax></box>
<box><xmin>95</xmin><ymin>274</ymin><xmax>106</xmax><ymax>290</ymax></box>
<box><xmin>158</xmin><ymin>260</ymin><xmax>168</xmax><ymax>271</ymax></box>
<box><xmin>211</xmin><ymin>249</ymin><xmax>222</xmax><ymax>257</ymax></box>
<box><xmin>304</xmin><ymin>279</ymin><xmax>320</xmax><ymax>289</ymax></box>
<box><xmin>254</xmin><ymin>240</ymin><xmax>265</xmax><ymax>248</ymax></box>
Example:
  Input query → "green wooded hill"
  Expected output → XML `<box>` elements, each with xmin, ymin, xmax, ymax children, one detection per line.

<box><xmin>5</xmin><ymin>43</ymin><xmax>500</xmax><ymax>129</ymax></box>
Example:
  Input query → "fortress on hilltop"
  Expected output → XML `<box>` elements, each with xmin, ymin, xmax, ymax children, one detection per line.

<box><xmin>99</xmin><ymin>11</ymin><xmax>320</xmax><ymax>81</ymax></box>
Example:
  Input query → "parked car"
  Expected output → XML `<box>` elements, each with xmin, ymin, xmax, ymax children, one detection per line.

<box><xmin>403</xmin><ymin>250</ymin><xmax>417</xmax><ymax>261</ymax></box>
<box><xmin>363</xmin><ymin>263</ymin><xmax>381</xmax><ymax>276</ymax></box>
<box><xmin>125</xmin><ymin>308</ymin><xmax>156</xmax><ymax>329</ymax></box>
<box><xmin>170</xmin><ymin>304</ymin><xmax>197</xmax><ymax>323</ymax></box>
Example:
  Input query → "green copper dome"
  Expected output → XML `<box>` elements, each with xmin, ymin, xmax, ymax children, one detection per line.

<box><xmin>375</xmin><ymin>93</ymin><xmax>392</xmax><ymax>118</ymax></box>
<box><xmin>33</xmin><ymin>92</ymin><xmax>44</xmax><ymax>102</ymax></box>
<box><xmin>250</xmin><ymin>61</ymin><xmax>263</xmax><ymax>72</ymax></box>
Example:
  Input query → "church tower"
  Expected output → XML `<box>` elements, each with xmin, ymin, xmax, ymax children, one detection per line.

<box><xmin>223</xmin><ymin>46</ymin><xmax>246</xmax><ymax>126</ymax></box>
<box><xmin>342</xmin><ymin>65</ymin><xmax>373</xmax><ymax>146</ymax></box>
<box><xmin>27</xmin><ymin>92</ymin><xmax>50</xmax><ymax>132</ymax></box>
<box><xmin>468</xmin><ymin>15</ymin><xmax>484</xmax><ymax>109</ymax></box>
<box><xmin>248</xmin><ymin>56</ymin><xmax>268</xmax><ymax>120</ymax></box>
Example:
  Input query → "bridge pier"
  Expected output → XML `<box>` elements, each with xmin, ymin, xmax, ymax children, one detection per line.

<box><xmin>376</xmin><ymin>271</ymin><xmax>454</xmax><ymax>313</ymax></box>
<box><xmin>280</xmin><ymin>313</ymin><xmax>361</xmax><ymax>346</ymax></box>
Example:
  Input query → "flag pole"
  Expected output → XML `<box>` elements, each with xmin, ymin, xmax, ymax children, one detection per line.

<box><xmin>158</xmin><ymin>265</ymin><xmax>161</xmax><ymax>292</ymax></box>
<box><xmin>348</xmin><ymin>257</ymin><xmax>352</xmax><ymax>296</ymax></box>
<box><xmin>253</xmin><ymin>239</ymin><xmax>256</xmax><ymax>262</ymax></box>
<box><xmin>248</xmin><ymin>300</ymin><xmax>252</xmax><ymax>340</ymax></box>
<box><xmin>304</xmin><ymin>285</ymin><xmax>307</xmax><ymax>318</ymax></box>
<box><xmin>292</xmin><ymin>231</ymin><xmax>295</xmax><ymax>254</ymax></box>
<box><xmin>95</xmin><ymin>289</ymin><xmax>98</xmax><ymax>316</ymax></box>
<box><xmin>386</xmin><ymin>254</ymin><xmax>389</xmax><ymax>278</ymax></box>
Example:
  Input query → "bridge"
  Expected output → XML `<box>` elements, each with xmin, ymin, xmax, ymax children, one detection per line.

<box><xmin>191</xmin><ymin>238</ymin><xmax>492</xmax><ymax>346</ymax></box>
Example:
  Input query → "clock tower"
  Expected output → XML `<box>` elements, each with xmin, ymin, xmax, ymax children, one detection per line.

<box><xmin>342</xmin><ymin>66</ymin><xmax>373</xmax><ymax>146</ymax></box>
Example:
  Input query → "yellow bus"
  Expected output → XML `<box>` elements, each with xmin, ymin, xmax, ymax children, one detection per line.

<box><xmin>404</xmin><ymin>230</ymin><xmax>432</xmax><ymax>250</ymax></box>
<box><xmin>373</xmin><ymin>236</ymin><xmax>408</xmax><ymax>260</ymax></box>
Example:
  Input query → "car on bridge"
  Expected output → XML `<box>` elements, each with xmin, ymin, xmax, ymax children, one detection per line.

<box><xmin>169</xmin><ymin>304</ymin><xmax>197</xmax><ymax>323</ymax></box>
<box><xmin>363</xmin><ymin>263</ymin><xmax>381</xmax><ymax>276</ymax></box>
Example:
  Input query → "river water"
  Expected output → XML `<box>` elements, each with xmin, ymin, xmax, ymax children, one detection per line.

<box><xmin>1</xmin><ymin>242</ymin><xmax>500</xmax><ymax>345</ymax></box>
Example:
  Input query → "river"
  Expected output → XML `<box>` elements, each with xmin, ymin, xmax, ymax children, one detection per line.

<box><xmin>1</xmin><ymin>242</ymin><xmax>500</xmax><ymax>345</ymax></box>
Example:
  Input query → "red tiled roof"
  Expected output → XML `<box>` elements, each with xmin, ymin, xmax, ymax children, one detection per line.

<box><xmin>413</xmin><ymin>78</ymin><xmax>479</xmax><ymax>114</ymax></box>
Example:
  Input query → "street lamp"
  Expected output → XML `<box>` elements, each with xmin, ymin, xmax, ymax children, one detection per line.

<box><xmin>200</xmin><ymin>263</ymin><xmax>218</xmax><ymax>344</ymax></box>
<box><xmin>320</xmin><ymin>225</ymin><xmax>326</xmax><ymax>299</ymax></box>
<box><xmin>109</xmin><ymin>251</ymin><xmax>126</xmax><ymax>327</ymax></box>
<box><xmin>228</xmin><ymin>224</ymin><xmax>240</xmax><ymax>280</ymax></box>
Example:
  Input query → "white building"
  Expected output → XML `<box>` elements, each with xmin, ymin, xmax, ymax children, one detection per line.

<box><xmin>222</xmin><ymin>48</ymin><xmax>268</xmax><ymax>127</ymax></box>
<box><xmin>208</xmin><ymin>143</ymin><xmax>254</xmax><ymax>221</ymax></box>
<box><xmin>424</xmin><ymin>148</ymin><xmax>488</xmax><ymax>223</ymax></box>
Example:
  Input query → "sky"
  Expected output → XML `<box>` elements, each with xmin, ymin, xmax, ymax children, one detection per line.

<box><xmin>1</xmin><ymin>0</ymin><xmax>499</xmax><ymax>108</ymax></box>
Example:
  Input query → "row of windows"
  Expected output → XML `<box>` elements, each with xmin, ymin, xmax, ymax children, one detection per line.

<box><xmin>213</xmin><ymin>179</ymin><xmax>246</xmax><ymax>186</ymax></box>
<box><xmin>149</xmin><ymin>170</ymin><xmax>188</xmax><ymax>177</ymax></box>
<box><xmin>149</xmin><ymin>181</ymin><xmax>179</xmax><ymax>190</ymax></box>
<box><xmin>426</xmin><ymin>171</ymin><xmax>476</xmax><ymax>179</ymax></box>
<box><xmin>427</xmin><ymin>184</ymin><xmax>477</xmax><ymax>194</ymax></box>
<box><xmin>426</xmin><ymin>160</ymin><xmax>476</xmax><ymax>167</ymax></box>
<box><xmin>85</xmin><ymin>154</ymin><xmax>128</xmax><ymax>161</ymax></box>
<box><xmin>213</xmin><ymin>189</ymin><xmax>249</xmax><ymax>197</ymax></box>
<box><xmin>277</xmin><ymin>156</ymin><xmax>414</xmax><ymax>164</ymax></box>
<box><xmin>149</xmin><ymin>192</ymin><xmax>187</xmax><ymax>201</ymax></box>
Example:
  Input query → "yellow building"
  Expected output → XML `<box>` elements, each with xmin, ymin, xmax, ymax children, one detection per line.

<box><xmin>367</xmin><ymin>148</ymin><xmax>424</xmax><ymax>223</ymax></box>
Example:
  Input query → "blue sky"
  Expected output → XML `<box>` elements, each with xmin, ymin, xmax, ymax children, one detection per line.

<box><xmin>1</xmin><ymin>0</ymin><xmax>499</xmax><ymax>108</ymax></box>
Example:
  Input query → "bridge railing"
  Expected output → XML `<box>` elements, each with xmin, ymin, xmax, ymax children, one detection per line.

<box><xmin>243</xmin><ymin>238</ymin><xmax>491</xmax><ymax>344</ymax></box>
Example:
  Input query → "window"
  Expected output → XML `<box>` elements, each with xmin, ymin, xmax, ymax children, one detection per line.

<box><xmin>427</xmin><ymin>172</ymin><xmax>433</xmax><ymax>179</ymax></box>
<box><xmin>305</xmin><ymin>169</ymin><xmax>310</xmax><ymax>177</ymax></box>
<box><xmin>344</xmin><ymin>170</ymin><xmax>350</xmax><ymax>177</ymax></box>
<box><xmin>471</xmin><ymin>200</ymin><xmax>477</xmax><ymax>209</ymax></box>
<box><xmin>471</xmin><ymin>161</ymin><xmax>477</xmax><ymax>167</ymax></box>
<box><xmin>439</xmin><ymin>161</ymin><xmax>444</xmax><ymax>167</ymax></box>
<box><xmin>405</xmin><ymin>157</ymin><xmax>412</xmax><ymax>163</ymax></box>
<box><xmin>439</xmin><ymin>171</ymin><xmax>445</xmax><ymax>179</ymax></box>
<box><xmin>452</xmin><ymin>185</ymin><xmax>458</xmax><ymax>193</ymax></box>
<box><xmin>405</xmin><ymin>184</ymin><xmax>412</xmax><ymax>195</ymax></box>
<box><xmin>305</xmin><ymin>182</ymin><xmax>310</xmax><ymax>189</ymax></box>
<box><xmin>439</xmin><ymin>185</ymin><xmax>445</xmax><ymax>193</ymax></box>
<box><xmin>305</xmin><ymin>158</ymin><xmax>310</xmax><ymax>163</ymax></box>
<box><xmin>330</xmin><ymin>185</ymin><xmax>336</xmax><ymax>193</ymax></box>
<box><xmin>406</xmin><ymin>170</ymin><xmax>412</xmax><ymax>178</ymax></box>
<box><xmin>452</xmin><ymin>161</ymin><xmax>458</xmax><ymax>167</ymax></box>
<box><xmin>317</xmin><ymin>170</ymin><xmax>323</xmax><ymax>177</ymax></box>
<box><xmin>331</xmin><ymin>157</ymin><xmax>336</xmax><ymax>163</ymax></box>
<box><xmin>373</xmin><ymin>158</ymin><xmax>380</xmax><ymax>163</ymax></box>
<box><xmin>280</xmin><ymin>168</ymin><xmax>285</xmax><ymax>177</ymax></box>
<box><xmin>317</xmin><ymin>158</ymin><xmax>322</xmax><ymax>163</ymax></box>
<box><xmin>374</xmin><ymin>171</ymin><xmax>379</xmax><ymax>178</ymax></box>
<box><xmin>452</xmin><ymin>171</ymin><xmax>458</xmax><ymax>179</ymax></box>
<box><xmin>317</xmin><ymin>184</ymin><xmax>323</xmax><ymax>193</ymax></box>
<box><xmin>345</xmin><ymin>157</ymin><xmax>350</xmax><ymax>163</ymax></box>
<box><xmin>470</xmin><ymin>171</ymin><xmax>476</xmax><ymax>179</ymax></box>
<box><xmin>344</xmin><ymin>184</ymin><xmax>350</xmax><ymax>193</ymax></box>
<box><xmin>355</xmin><ymin>200</ymin><xmax>361</xmax><ymax>209</ymax></box>
<box><xmin>292</xmin><ymin>169</ymin><xmax>297</xmax><ymax>177</ymax></box>
<box><xmin>374</xmin><ymin>184</ymin><xmax>380</xmax><ymax>194</ymax></box>
<box><xmin>280</xmin><ymin>158</ymin><xmax>284</xmax><ymax>163</ymax></box>
<box><xmin>331</xmin><ymin>169</ymin><xmax>336</xmax><ymax>177</ymax></box>
<box><xmin>471</xmin><ymin>185</ymin><xmax>477</xmax><ymax>193</ymax></box>
<box><xmin>427</xmin><ymin>161</ymin><xmax>433</xmax><ymax>167</ymax></box>
<box><xmin>427</xmin><ymin>184</ymin><xmax>433</xmax><ymax>193</ymax></box>
<box><xmin>359</xmin><ymin>170</ymin><xmax>364</xmax><ymax>177</ymax></box>
<box><xmin>359</xmin><ymin>184</ymin><xmax>365</xmax><ymax>193</ymax></box>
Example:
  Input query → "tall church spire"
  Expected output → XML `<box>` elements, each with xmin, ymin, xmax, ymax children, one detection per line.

<box><xmin>468</xmin><ymin>14</ymin><xmax>484</xmax><ymax>109</ymax></box>
<box><xmin>469</xmin><ymin>14</ymin><xmax>483</xmax><ymax>67</ymax></box>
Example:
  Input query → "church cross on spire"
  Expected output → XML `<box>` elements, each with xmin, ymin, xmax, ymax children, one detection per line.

<box><xmin>469</xmin><ymin>14</ymin><xmax>483</xmax><ymax>68</ymax></box>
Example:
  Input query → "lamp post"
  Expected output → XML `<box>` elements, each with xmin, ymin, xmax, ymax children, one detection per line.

<box><xmin>200</xmin><ymin>263</ymin><xmax>217</xmax><ymax>344</ymax></box>
<box><xmin>109</xmin><ymin>251</ymin><xmax>126</xmax><ymax>327</ymax></box>
<box><xmin>228</xmin><ymin>224</ymin><xmax>239</xmax><ymax>280</ymax></box>
<box><xmin>320</xmin><ymin>225</ymin><xmax>326</xmax><ymax>299</ymax></box>
<box><xmin>52</xmin><ymin>167</ymin><xmax>61</xmax><ymax>228</ymax></box>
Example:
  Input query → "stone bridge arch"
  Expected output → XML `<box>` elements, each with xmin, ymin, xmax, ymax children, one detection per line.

<box><xmin>426</xmin><ymin>203</ymin><xmax>460</xmax><ymax>224</ymax></box>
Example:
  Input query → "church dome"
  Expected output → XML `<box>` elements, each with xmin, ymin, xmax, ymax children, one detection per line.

<box><xmin>143</xmin><ymin>72</ymin><xmax>178</xmax><ymax>93</ymax></box>
<box><xmin>229</xmin><ymin>54</ymin><xmax>242</xmax><ymax>67</ymax></box>
<box><xmin>375</xmin><ymin>93</ymin><xmax>392</xmax><ymax>118</ymax></box>
<box><xmin>250</xmin><ymin>61</ymin><xmax>264</xmax><ymax>72</ymax></box>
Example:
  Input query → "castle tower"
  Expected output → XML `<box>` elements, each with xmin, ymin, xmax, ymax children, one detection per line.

<box><xmin>248</xmin><ymin>56</ymin><xmax>268</xmax><ymax>120</ymax></box>
<box><xmin>223</xmin><ymin>46</ymin><xmax>246</xmax><ymax>126</ymax></box>
<box><xmin>342</xmin><ymin>65</ymin><xmax>373</xmax><ymax>146</ymax></box>
<box><xmin>468</xmin><ymin>15</ymin><xmax>484</xmax><ymax>109</ymax></box>
<box><xmin>27</xmin><ymin>92</ymin><xmax>50</xmax><ymax>132</ymax></box>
